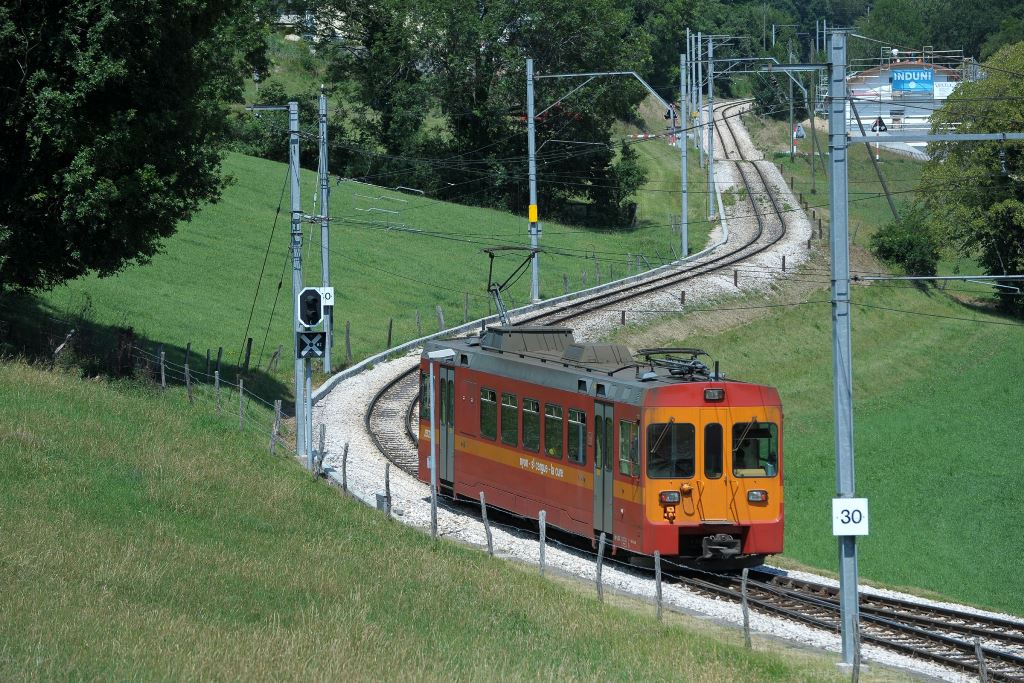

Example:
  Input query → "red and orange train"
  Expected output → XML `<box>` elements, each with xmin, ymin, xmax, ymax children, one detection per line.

<box><xmin>417</xmin><ymin>325</ymin><xmax>783</xmax><ymax>566</ymax></box>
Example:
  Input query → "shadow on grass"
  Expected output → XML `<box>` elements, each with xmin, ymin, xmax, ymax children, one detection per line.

<box><xmin>0</xmin><ymin>292</ymin><xmax>295</xmax><ymax>415</ymax></box>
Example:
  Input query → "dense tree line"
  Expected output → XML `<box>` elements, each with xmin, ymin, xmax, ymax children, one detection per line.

<box><xmin>2</xmin><ymin>0</ymin><xmax>1021</xmax><ymax>292</ymax></box>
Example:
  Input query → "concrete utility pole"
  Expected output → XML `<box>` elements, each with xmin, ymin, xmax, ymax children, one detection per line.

<box><xmin>707</xmin><ymin>35</ymin><xmax>716</xmax><ymax>220</ymax></box>
<box><xmin>789</xmin><ymin>41</ymin><xmax>795</xmax><ymax>161</ymax></box>
<box><xmin>690</xmin><ymin>31</ymin><xmax>698</xmax><ymax>139</ymax></box>
<box><xmin>318</xmin><ymin>86</ymin><xmax>332</xmax><ymax>373</ymax></box>
<box><xmin>697</xmin><ymin>32</ymin><xmax>705</xmax><ymax>170</ymax></box>
<box><xmin>286</xmin><ymin>102</ymin><xmax>308</xmax><ymax>463</ymax></box>
<box><xmin>680</xmin><ymin>50</ymin><xmax>689</xmax><ymax>258</ymax></box>
<box><xmin>526</xmin><ymin>58</ymin><xmax>540</xmax><ymax>302</ymax></box>
<box><xmin>827</xmin><ymin>31</ymin><xmax>859</xmax><ymax>666</ymax></box>
<box><xmin>246</xmin><ymin>100</ymin><xmax>307</xmax><ymax>463</ymax></box>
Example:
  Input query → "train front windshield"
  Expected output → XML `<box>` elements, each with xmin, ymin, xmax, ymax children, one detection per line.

<box><xmin>732</xmin><ymin>422</ymin><xmax>779</xmax><ymax>477</ymax></box>
<box><xmin>647</xmin><ymin>423</ymin><xmax>696</xmax><ymax>478</ymax></box>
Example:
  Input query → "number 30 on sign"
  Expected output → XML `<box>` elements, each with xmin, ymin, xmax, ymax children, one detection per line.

<box><xmin>832</xmin><ymin>498</ymin><xmax>869</xmax><ymax>536</ymax></box>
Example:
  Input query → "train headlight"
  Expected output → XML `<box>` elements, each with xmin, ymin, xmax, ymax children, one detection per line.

<box><xmin>659</xmin><ymin>490</ymin><xmax>681</xmax><ymax>506</ymax></box>
<box><xmin>704</xmin><ymin>388</ymin><xmax>725</xmax><ymax>401</ymax></box>
<box><xmin>747</xmin><ymin>490</ymin><xmax>768</xmax><ymax>503</ymax></box>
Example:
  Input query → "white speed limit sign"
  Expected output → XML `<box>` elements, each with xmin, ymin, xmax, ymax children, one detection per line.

<box><xmin>832</xmin><ymin>498</ymin><xmax>869</xmax><ymax>536</ymax></box>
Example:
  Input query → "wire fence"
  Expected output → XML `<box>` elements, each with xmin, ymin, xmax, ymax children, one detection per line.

<box><xmin>129</xmin><ymin>344</ymin><xmax>298</xmax><ymax>458</ymax></box>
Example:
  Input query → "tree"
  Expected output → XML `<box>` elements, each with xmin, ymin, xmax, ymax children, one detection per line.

<box><xmin>0</xmin><ymin>0</ymin><xmax>267</xmax><ymax>292</ymax></box>
<box><xmin>316</xmin><ymin>0</ymin><xmax>652</xmax><ymax>225</ymax></box>
<box><xmin>920</xmin><ymin>41</ymin><xmax>1024</xmax><ymax>314</ymax></box>
<box><xmin>870</xmin><ymin>204</ymin><xmax>940</xmax><ymax>276</ymax></box>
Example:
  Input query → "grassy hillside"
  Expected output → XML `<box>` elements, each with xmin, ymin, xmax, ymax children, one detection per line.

<box><xmin>0</xmin><ymin>360</ymin><xmax>849</xmax><ymax>681</ymax></box>
<box><xmin>4</xmin><ymin>150</ymin><xmax>712</xmax><ymax>388</ymax></box>
<box><xmin>617</xmin><ymin>119</ymin><xmax>1024</xmax><ymax>616</ymax></box>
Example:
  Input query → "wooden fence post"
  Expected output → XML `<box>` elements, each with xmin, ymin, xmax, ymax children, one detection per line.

<box><xmin>384</xmin><ymin>463</ymin><xmax>392</xmax><ymax>516</ymax></box>
<box><xmin>270</xmin><ymin>399</ymin><xmax>281</xmax><ymax>454</ymax></box>
<box><xmin>539</xmin><ymin>510</ymin><xmax>546</xmax><ymax>577</ymax></box>
<box><xmin>206</xmin><ymin>349</ymin><xmax>211</xmax><ymax>376</ymax></box>
<box><xmin>436</xmin><ymin>304</ymin><xmax>445</xmax><ymax>331</ymax></box>
<box><xmin>563</xmin><ymin>274</ymin><xmax>569</xmax><ymax>295</ymax></box>
<box><xmin>782</xmin><ymin>254</ymin><xmax>787</xmax><ymax>272</ymax></box>
<box><xmin>581</xmin><ymin>271</ymin><xmax>587</xmax><ymax>288</ymax></box>
<box><xmin>160</xmin><ymin>350</ymin><xmax>166</xmax><ymax>389</ymax></box>
<box><xmin>596</xmin><ymin>532</ymin><xmax>607</xmax><ymax>603</ymax></box>
<box><xmin>316</xmin><ymin>423</ymin><xmax>326</xmax><ymax>477</ymax></box>
<box><xmin>480</xmin><ymin>491</ymin><xmax>493</xmax><ymax>556</ymax></box>
<box><xmin>734</xmin><ymin>269</ymin><xmax>739</xmax><ymax>287</ymax></box>
<box><xmin>742</xmin><ymin>567</ymin><xmax>752</xmax><ymax>649</ymax></box>
<box><xmin>185</xmin><ymin>363</ymin><xmax>193</xmax><ymax>404</ymax></box>
<box><xmin>463</xmin><ymin>292</ymin><xmax>469</xmax><ymax>324</ymax></box>
<box><xmin>415</xmin><ymin>309</ymin><xmax>421</xmax><ymax>336</ymax></box>
<box><xmin>342</xmin><ymin>442</ymin><xmax>349</xmax><ymax>492</ymax></box>
<box><xmin>238</xmin><ymin>378</ymin><xmax>244</xmax><ymax>431</ymax></box>
<box><xmin>215</xmin><ymin>346</ymin><xmax>223</xmax><ymax>375</ymax></box>
<box><xmin>386</xmin><ymin>318</ymin><xmax>393</xmax><ymax>349</ymax></box>
<box><xmin>654</xmin><ymin>550</ymin><xmax>663</xmax><ymax>622</ymax></box>
<box><xmin>620</xmin><ymin>310</ymin><xmax>626</xmax><ymax>325</ymax></box>
<box><xmin>242</xmin><ymin>337</ymin><xmax>253</xmax><ymax>374</ymax></box>
<box><xmin>215</xmin><ymin>370</ymin><xmax>221</xmax><ymax>413</ymax></box>
<box><xmin>184</xmin><ymin>341</ymin><xmax>191</xmax><ymax>368</ymax></box>
<box><xmin>680</xmin><ymin>290</ymin><xmax>686</xmax><ymax>306</ymax></box>
<box><xmin>345</xmin><ymin>320</ymin><xmax>352</xmax><ymax>362</ymax></box>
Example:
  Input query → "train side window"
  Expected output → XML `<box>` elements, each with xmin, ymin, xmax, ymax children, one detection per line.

<box><xmin>567</xmin><ymin>409</ymin><xmax>586</xmax><ymax>465</ymax></box>
<box><xmin>419</xmin><ymin>372</ymin><xmax>430</xmax><ymax>420</ymax></box>
<box><xmin>704</xmin><ymin>423</ymin><xmax>723</xmax><ymax>479</ymax></box>
<box><xmin>618</xmin><ymin>420</ymin><xmax>639</xmax><ymax>476</ymax></box>
<box><xmin>523</xmin><ymin>398</ymin><xmax>540</xmax><ymax>452</ymax></box>
<box><xmin>732</xmin><ymin>421</ymin><xmax>778</xmax><ymax>477</ymax></box>
<box><xmin>647</xmin><ymin>423</ymin><xmax>696</xmax><ymax>479</ymax></box>
<box><xmin>480</xmin><ymin>388</ymin><xmax>497</xmax><ymax>440</ymax></box>
<box><xmin>439</xmin><ymin>375</ymin><xmax>447</xmax><ymax>425</ymax></box>
<box><xmin>544</xmin><ymin>404</ymin><xmax>563</xmax><ymax>459</ymax></box>
<box><xmin>501</xmin><ymin>393</ymin><xmax>518</xmax><ymax>446</ymax></box>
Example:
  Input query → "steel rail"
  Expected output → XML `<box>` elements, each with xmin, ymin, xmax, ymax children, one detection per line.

<box><xmin>361</xmin><ymin>104</ymin><xmax>1024</xmax><ymax>680</ymax></box>
<box><xmin>366</xmin><ymin>99</ymin><xmax>781</xmax><ymax>474</ymax></box>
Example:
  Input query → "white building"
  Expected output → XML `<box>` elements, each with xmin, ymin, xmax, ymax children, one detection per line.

<box><xmin>823</xmin><ymin>48</ymin><xmax>980</xmax><ymax>159</ymax></box>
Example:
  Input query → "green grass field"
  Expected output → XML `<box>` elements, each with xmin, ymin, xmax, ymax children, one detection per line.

<box><xmin>0</xmin><ymin>361</ymin><xmax>853</xmax><ymax>681</ymax></box>
<box><xmin>618</xmin><ymin>119</ymin><xmax>1024</xmax><ymax>616</ymax></box>
<box><xmin>5</xmin><ymin>139</ymin><xmax>710</xmax><ymax>388</ymax></box>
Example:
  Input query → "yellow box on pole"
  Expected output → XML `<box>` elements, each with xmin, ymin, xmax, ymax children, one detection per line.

<box><xmin>528</xmin><ymin>204</ymin><xmax>538</xmax><ymax>223</ymax></box>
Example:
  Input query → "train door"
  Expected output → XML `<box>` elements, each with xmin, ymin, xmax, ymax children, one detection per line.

<box><xmin>593</xmin><ymin>402</ymin><xmax>615</xmax><ymax>536</ymax></box>
<box><xmin>439</xmin><ymin>366</ymin><xmax>456</xmax><ymax>483</ymax></box>
<box><xmin>698</xmin><ymin>408</ymin><xmax>733</xmax><ymax>523</ymax></box>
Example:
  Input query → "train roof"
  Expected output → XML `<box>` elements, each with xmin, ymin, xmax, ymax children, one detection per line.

<box><xmin>423</xmin><ymin>325</ymin><xmax>778</xmax><ymax>407</ymax></box>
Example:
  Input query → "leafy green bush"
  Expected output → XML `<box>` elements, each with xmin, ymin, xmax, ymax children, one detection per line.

<box><xmin>870</xmin><ymin>204</ymin><xmax>940</xmax><ymax>276</ymax></box>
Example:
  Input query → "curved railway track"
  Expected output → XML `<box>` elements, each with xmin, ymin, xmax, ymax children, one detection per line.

<box><xmin>367</xmin><ymin>99</ymin><xmax>784</xmax><ymax>467</ymax></box>
<box><xmin>355</xmin><ymin>102</ymin><xmax>1024</xmax><ymax>680</ymax></box>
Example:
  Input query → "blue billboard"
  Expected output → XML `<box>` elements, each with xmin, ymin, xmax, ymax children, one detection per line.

<box><xmin>892</xmin><ymin>68</ymin><xmax>933</xmax><ymax>93</ymax></box>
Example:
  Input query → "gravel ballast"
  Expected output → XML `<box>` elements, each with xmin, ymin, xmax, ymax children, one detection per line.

<box><xmin>311</xmin><ymin>104</ymin><xmax>1004</xmax><ymax>682</ymax></box>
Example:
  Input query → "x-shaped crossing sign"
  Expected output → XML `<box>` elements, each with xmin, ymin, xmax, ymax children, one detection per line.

<box><xmin>296</xmin><ymin>331</ymin><xmax>326</xmax><ymax>359</ymax></box>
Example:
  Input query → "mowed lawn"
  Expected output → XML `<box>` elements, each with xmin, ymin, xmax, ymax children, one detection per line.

<box><xmin>0</xmin><ymin>361</ymin><xmax>848</xmax><ymax>681</ymax></box>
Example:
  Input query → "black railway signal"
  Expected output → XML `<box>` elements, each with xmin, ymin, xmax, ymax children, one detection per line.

<box><xmin>298</xmin><ymin>287</ymin><xmax>323</xmax><ymax>328</ymax></box>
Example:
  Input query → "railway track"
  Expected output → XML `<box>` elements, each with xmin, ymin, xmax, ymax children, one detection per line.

<box><xmin>718</xmin><ymin>570</ymin><xmax>1024</xmax><ymax>681</ymax></box>
<box><xmin>366</xmin><ymin>99</ymin><xmax>785</xmax><ymax>467</ymax></box>
<box><xmin>355</xmin><ymin>102</ymin><xmax>1024</xmax><ymax>680</ymax></box>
